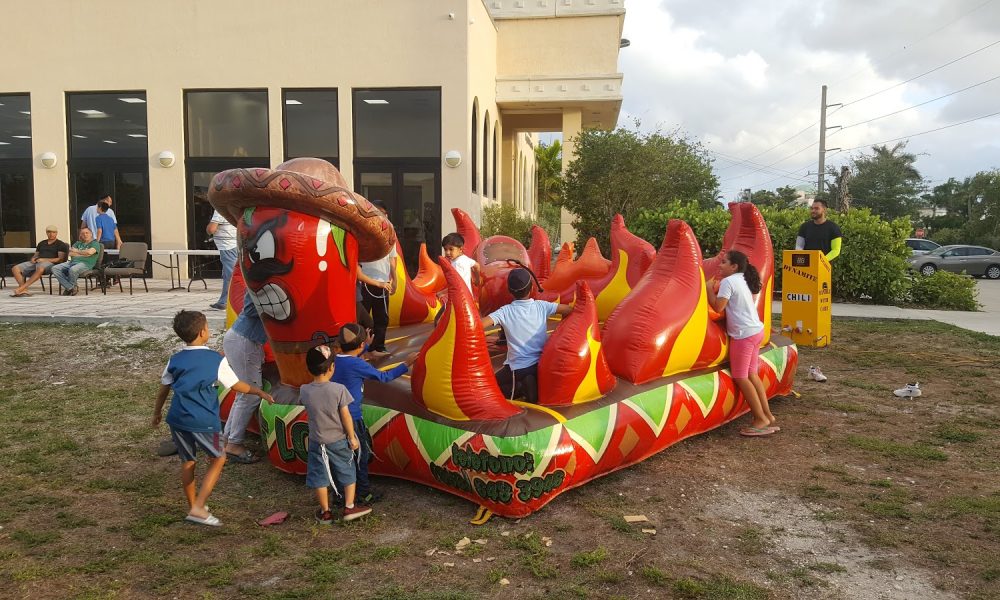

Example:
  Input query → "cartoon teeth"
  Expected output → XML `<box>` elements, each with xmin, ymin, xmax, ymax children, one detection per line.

<box><xmin>251</xmin><ymin>283</ymin><xmax>292</xmax><ymax>321</ymax></box>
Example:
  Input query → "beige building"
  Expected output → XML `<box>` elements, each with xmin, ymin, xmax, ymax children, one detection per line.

<box><xmin>0</xmin><ymin>0</ymin><xmax>624</xmax><ymax>274</ymax></box>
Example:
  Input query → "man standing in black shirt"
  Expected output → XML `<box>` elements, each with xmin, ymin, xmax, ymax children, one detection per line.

<box><xmin>795</xmin><ymin>199</ymin><xmax>842</xmax><ymax>261</ymax></box>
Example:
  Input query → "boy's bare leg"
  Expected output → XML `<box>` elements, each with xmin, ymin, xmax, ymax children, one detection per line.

<box><xmin>181</xmin><ymin>461</ymin><xmax>197</xmax><ymax>509</ymax></box>
<box><xmin>315</xmin><ymin>487</ymin><xmax>330</xmax><ymax>513</ymax></box>
<box><xmin>749</xmin><ymin>373</ymin><xmax>775</xmax><ymax>425</ymax></box>
<box><xmin>343</xmin><ymin>483</ymin><xmax>356</xmax><ymax>507</ymax></box>
<box><xmin>189</xmin><ymin>455</ymin><xmax>226</xmax><ymax>517</ymax></box>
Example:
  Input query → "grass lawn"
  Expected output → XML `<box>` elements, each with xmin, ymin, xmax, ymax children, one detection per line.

<box><xmin>0</xmin><ymin>319</ymin><xmax>997</xmax><ymax>599</ymax></box>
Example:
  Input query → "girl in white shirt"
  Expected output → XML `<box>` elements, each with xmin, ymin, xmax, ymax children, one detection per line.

<box><xmin>707</xmin><ymin>250</ymin><xmax>777</xmax><ymax>437</ymax></box>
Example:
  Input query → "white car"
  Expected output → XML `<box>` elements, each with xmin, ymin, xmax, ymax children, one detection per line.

<box><xmin>905</xmin><ymin>238</ymin><xmax>940</xmax><ymax>255</ymax></box>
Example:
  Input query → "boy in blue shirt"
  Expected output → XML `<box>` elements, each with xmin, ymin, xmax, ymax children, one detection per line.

<box><xmin>482</xmin><ymin>268</ymin><xmax>572</xmax><ymax>404</ymax></box>
<box><xmin>332</xmin><ymin>323</ymin><xmax>414</xmax><ymax>503</ymax></box>
<box><xmin>153</xmin><ymin>310</ymin><xmax>273</xmax><ymax>527</ymax></box>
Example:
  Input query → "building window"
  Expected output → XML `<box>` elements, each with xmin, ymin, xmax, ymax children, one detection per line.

<box><xmin>186</xmin><ymin>90</ymin><xmax>269</xmax><ymax>158</ymax></box>
<box><xmin>483</xmin><ymin>112</ymin><xmax>490</xmax><ymax>199</ymax></box>
<box><xmin>353</xmin><ymin>89</ymin><xmax>441</xmax><ymax>158</ymax></box>
<box><xmin>492</xmin><ymin>125</ymin><xmax>498</xmax><ymax>200</ymax></box>
<box><xmin>67</xmin><ymin>92</ymin><xmax>151</xmax><ymax>252</ymax></box>
<box><xmin>471</xmin><ymin>100</ymin><xmax>478</xmax><ymax>193</ymax></box>
<box><xmin>184</xmin><ymin>90</ymin><xmax>269</xmax><ymax>263</ymax></box>
<box><xmin>0</xmin><ymin>94</ymin><xmax>34</xmax><ymax>250</ymax></box>
<box><xmin>283</xmin><ymin>89</ymin><xmax>338</xmax><ymax>165</ymax></box>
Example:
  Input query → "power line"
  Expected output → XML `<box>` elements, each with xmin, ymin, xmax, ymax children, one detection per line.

<box><xmin>712</xmin><ymin>119</ymin><xmax>821</xmax><ymax>172</ymax></box>
<box><xmin>719</xmin><ymin>140</ymin><xmax>819</xmax><ymax>182</ymax></box>
<box><xmin>837</xmin><ymin>109</ymin><xmax>1000</xmax><ymax>153</ymax></box>
<box><xmin>840</xmin><ymin>38</ymin><xmax>1000</xmax><ymax>108</ymax></box>
<box><xmin>832</xmin><ymin>73</ymin><xmax>1000</xmax><ymax>133</ymax></box>
<box><xmin>720</xmin><ymin>159</ymin><xmax>817</xmax><ymax>194</ymax></box>
<box><xmin>709</xmin><ymin>149</ymin><xmax>815</xmax><ymax>182</ymax></box>
<box><xmin>831</xmin><ymin>0</ymin><xmax>997</xmax><ymax>87</ymax></box>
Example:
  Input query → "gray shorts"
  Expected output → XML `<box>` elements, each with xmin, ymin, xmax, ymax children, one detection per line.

<box><xmin>170</xmin><ymin>427</ymin><xmax>224</xmax><ymax>463</ymax></box>
<box><xmin>15</xmin><ymin>260</ymin><xmax>55</xmax><ymax>276</ymax></box>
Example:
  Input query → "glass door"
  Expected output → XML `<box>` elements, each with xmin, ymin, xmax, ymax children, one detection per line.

<box><xmin>355</xmin><ymin>164</ymin><xmax>440</xmax><ymax>275</ymax></box>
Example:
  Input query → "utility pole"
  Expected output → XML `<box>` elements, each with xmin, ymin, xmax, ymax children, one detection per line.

<box><xmin>818</xmin><ymin>85</ymin><xmax>828</xmax><ymax>196</ymax></box>
<box><xmin>817</xmin><ymin>85</ymin><xmax>843</xmax><ymax>198</ymax></box>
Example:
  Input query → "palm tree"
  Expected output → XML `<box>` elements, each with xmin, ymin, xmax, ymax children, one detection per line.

<box><xmin>535</xmin><ymin>140</ymin><xmax>563</xmax><ymax>204</ymax></box>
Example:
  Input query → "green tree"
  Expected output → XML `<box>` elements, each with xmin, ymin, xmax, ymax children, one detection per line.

<box><xmin>561</xmin><ymin>125</ymin><xmax>719</xmax><ymax>253</ymax></box>
<box><xmin>750</xmin><ymin>185</ymin><xmax>801</xmax><ymax>209</ymax></box>
<box><xmin>840</xmin><ymin>142</ymin><xmax>924</xmax><ymax>219</ymax></box>
<box><xmin>534</xmin><ymin>140</ymin><xmax>564</xmax><ymax>245</ymax></box>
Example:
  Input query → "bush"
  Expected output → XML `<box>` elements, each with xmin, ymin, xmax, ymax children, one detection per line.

<box><xmin>480</xmin><ymin>202</ymin><xmax>533</xmax><ymax>247</ymax></box>
<box><xmin>908</xmin><ymin>271</ymin><xmax>979</xmax><ymax>311</ymax></box>
<box><xmin>631</xmin><ymin>205</ymin><xmax>914</xmax><ymax>305</ymax></box>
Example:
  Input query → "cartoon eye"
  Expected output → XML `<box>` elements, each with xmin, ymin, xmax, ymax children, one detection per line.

<box><xmin>249</xmin><ymin>230</ymin><xmax>275</xmax><ymax>263</ymax></box>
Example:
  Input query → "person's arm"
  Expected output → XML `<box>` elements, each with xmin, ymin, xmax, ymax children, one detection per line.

<box><xmin>29</xmin><ymin>251</ymin><xmax>40</xmax><ymax>263</ymax></box>
<box><xmin>357</xmin><ymin>358</ymin><xmax>409</xmax><ymax>382</ymax></box>
<box><xmin>96</xmin><ymin>226</ymin><xmax>103</xmax><ymax>242</ymax></box>
<box><xmin>218</xmin><ymin>357</ymin><xmax>273</xmax><ymax>402</ymax></box>
<box><xmin>152</xmin><ymin>383</ymin><xmax>170</xmax><ymax>427</ymax></box>
<box><xmin>471</xmin><ymin>261</ymin><xmax>482</xmax><ymax>287</ymax></box>
<box><xmin>826</xmin><ymin>237</ymin><xmax>842</xmax><ymax>262</ymax></box>
<box><xmin>231</xmin><ymin>380</ymin><xmax>273</xmax><ymax>403</ymax></box>
<box><xmin>388</xmin><ymin>256</ymin><xmax>398</xmax><ymax>294</ymax></box>
<box><xmin>357</xmin><ymin>270</ymin><xmax>390</xmax><ymax>289</ymax></box>
<box><xmin>795</xmin><ymin>223</ymin><xmax>806</xmax><ymax>250</ymax></box>
<box><xmin>706</xmin><ymin>277</ymin><xmax>729</xmax><ymax>313</ymax></box>
<box><xmin>481</xmin><ymin>316</ymin><xmax>495</xmax><ymax>329</ymax></box>
<box><xmin>555</xmin><ymin>303</ymin><xmax>573</xmax><ymax>317</ymax></box>
<box><xmin>206</xmin><ymin>222</ymin><xmax>219</xmax><ymax>236</ymax></box>
<box><xmin>55</xmin><ymin>250</ymin><xmax>67</xmax><ymax>264</ymax></box>
<box><xmin>340</xmin><ymin>405</ymin><xmax>359</xmax><ymax>450</ymax></box>
<box><xmin>114</xmin><ymin>228</ymin><xmax>123</xmax><ymax>249</ymax></box>
<box><xmin>80</xmin><ymin>245</ymin><xmax>97</xmax><ymax>257</ymax></box>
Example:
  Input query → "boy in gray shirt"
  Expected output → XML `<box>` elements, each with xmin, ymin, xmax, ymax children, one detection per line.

<box><xmin>300</xmin><ymin>345</ymin><xmax>372</xmax><ymax>523</ymax></box>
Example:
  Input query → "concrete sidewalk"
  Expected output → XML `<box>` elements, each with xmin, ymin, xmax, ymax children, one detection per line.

<box><xmin>1</xmin><ymin>277</ymin><xmax>997</xmax><ymax>336</ymax></box>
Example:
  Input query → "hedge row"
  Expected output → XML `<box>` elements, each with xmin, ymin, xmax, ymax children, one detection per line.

<box><xmin>630</xmin><ymin>204</ymin><xmax>977</xmax><ymax>309</ymax></box>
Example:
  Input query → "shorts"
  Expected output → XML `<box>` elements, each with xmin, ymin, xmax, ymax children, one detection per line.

<box><xmin>170</xmin><ymin>427</ymin><xmax>224</xmax><ymax>462</ymax></box>
<box><xmin>15</xmin><ymin>260</ymin><xmax>54</xmax><ymax>276</ymax></box>
<box><xmin>305</xmin><ymin>438</ymin><xmax>356</xmax><ymax>491</ymax></box>
<box><xmin>729</xmin><ymin>330</ymin><xmax>765</xmax><ymax>379</ymax></box>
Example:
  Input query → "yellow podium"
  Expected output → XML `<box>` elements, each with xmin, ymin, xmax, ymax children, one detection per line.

<box><xmin>780</xmin><ymin>250</ymin><xmax>831</xmax><ymax>347</ymax></box>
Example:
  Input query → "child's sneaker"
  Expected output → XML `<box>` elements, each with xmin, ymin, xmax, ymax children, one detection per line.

<box><xmin>315</xmin><ymin>509</ymin><xmax>335</xmax><ymax>525</ymax></box>
<box><xmin>893</xmin><ymin>382</ymin><xmax>921</xmax><ymax>398</ymax></box>
<box><xmin>343</xmin><ymin>504</ymin><xmax>372</xmax><ymax>521</ymax></box>
<box><xmin>808</xmin><ymin>366</ymin><xmax>828</xmax><ymax>382</ymax></box>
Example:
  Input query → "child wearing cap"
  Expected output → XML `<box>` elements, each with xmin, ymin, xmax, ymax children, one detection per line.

<box><xmin>481</xmin><ymin>268</ymin><xmax>572</xmax><ymax>404</ymax></box>
<box><xmin>332</xmin><ymin>323</ymin><xmax>415</xmax><ymax>503</ymax></box>
<box><xmin>300</xmin><ymin>345</ymin><xmax>372</xmax><ymax>523</ymax></box>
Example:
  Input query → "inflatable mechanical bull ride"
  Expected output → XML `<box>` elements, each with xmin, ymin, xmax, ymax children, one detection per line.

<box><xmin>210</xmin><ymin>158</ymin><xmax>797</xmax><ymax>520</ymax></box>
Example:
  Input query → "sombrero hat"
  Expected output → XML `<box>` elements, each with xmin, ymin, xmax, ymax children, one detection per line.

<box><xmin>208</xmin><ymin>157</ymin><xmax>395</xmax><ymax>262</ymax></box>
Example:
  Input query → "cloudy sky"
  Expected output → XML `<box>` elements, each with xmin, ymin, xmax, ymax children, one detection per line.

<box><xmin>613</xmin><ymin>0</ymin><xmax>1000</xmax><ymax>201</ymax></box>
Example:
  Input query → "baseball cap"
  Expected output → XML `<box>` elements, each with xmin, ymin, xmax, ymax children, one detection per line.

<box><xmin>45</xmin><ymin>225</ymin><xmax>58</xmax><ymax>232</ymax></box>
<box><xmin>507</xmin><ymin>268</ymin><xmax>532</xmax><ymax>294</ymax></box>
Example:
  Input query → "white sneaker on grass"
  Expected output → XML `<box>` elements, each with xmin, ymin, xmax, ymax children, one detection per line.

<box><xmin>808</xmin><ymin>366</ymin><xmax>827</xmax><ymax>382</ymax></box>
<box><xmin>893</xmin><ymin>382</ymin><xmax>921</xmax><ymax>398</ymax></box>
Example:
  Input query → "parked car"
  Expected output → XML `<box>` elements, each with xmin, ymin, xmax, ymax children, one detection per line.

<box><xmin>905</xmin><ymin>238</ymin><xmax>940</xmax><ymax>255</ymax></box>
<box><xmin>907</xmin><ymin>245</ymin><xmax>1000</xmax><ymax>279</ymax></box>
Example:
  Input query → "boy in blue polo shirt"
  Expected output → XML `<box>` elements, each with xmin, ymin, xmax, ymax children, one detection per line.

<box><xmin>153</xmin><ymin>310</ymin><xmax>273</xmax><ymax>527</ymax></box>
<box><xmin>481</xmin><ymin>268</ymin><xmax>572</xmax><ymax>404</ymax></box>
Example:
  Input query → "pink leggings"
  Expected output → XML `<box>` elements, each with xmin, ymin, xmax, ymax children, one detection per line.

<box><xmin>729</xmin><ymin>330</ymin><xmax>765</xmax><ymax>379</ymax></box>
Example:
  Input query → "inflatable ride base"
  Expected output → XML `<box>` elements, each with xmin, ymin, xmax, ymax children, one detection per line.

<box><xmin>256</xmin><ymin>336</ymin><xmax>798</xmax><ymax>519</ymax></box>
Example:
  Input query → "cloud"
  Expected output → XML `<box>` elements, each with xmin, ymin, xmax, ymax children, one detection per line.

<box><xmin>618</xmin><ymin>0</ymin><xmax>1000</xmax><ymax>199</ymax></box>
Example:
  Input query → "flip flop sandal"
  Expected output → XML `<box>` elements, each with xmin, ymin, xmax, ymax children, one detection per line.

<box><xmin>740</xmin><ymin>426</ymin><xmax>776</xmax><ymax>437</ymax></box>
<box><xmin>185</xmin><ymin>513</ymin><xmax>222</xmax><ymax>527</ymax></box>
<box><xmin>226</xmin><ymin>450</ymin><xmax>260</xmax><ymax>464</ymax></box>
<box><xmin>769</xmin><ymin>425</ymin><xmax>781</xmax><ymax>431</ymax></box>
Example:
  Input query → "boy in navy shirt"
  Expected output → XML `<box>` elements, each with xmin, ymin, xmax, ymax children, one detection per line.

<box><xmin>332</xmin><ymin>323</ymin><xmax>414</xmax><ymax>503</ymax></box>
<box><xmin>153</xmin><ymin>310</ymin><xmax>273</xmax><ymax>527</ymax></box>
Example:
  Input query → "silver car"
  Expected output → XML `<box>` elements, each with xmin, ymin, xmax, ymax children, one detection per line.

<box><xmin>905</xmin><ymin>238</ymin><xmax>940</xmax><ymax>255</ymax></box>
<box><xmin>908</xmin><ymin>245</ymin><xmax>1000</xmax><ymax>279</ymax></box>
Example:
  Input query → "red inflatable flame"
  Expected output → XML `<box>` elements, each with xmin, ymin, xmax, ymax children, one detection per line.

<box><xmin>450</xmin><ymin>208</ymin><xmax>483</xmax><ymax>256</ymax></box>
<box><xmin>701</xmin><ymin>203</ymin><xmax>775</xmax><ymax>344</ymax></box>
<box><xmin>410</xmin><ymin>257</ymin><xmax>523</xmax><ymax>421</ymax></box>
<box><xmin>527</xmin><ymin>225</ymin><xmax>553</xmax><ymax>282</ymax></box>
<box><xmin>412</xmin><ymin>242</ymin><xmax>446</xmax><ymax>296</ymax></box>
<box><xmin>537</xmin><ymin>282</ymin><xmax>616</xmax><ymax>406</ymax></box>
<box><xmin>540</xmin><ymin>238</ymin><xmax>611</xmax><ymax>301</ymax></box>
<box><xmin>387</xmin><ymin>241</ymin><xmax>440</xmax><ymax>326</ymax></box>
<box><xmin>602</xmin><ymin>220</ymin><xmax>728</xmax><ymax>384</ymax></box>
<box><xmin>588</xmin><ymin>214</ymin><xmax>656</xmax><ymax>320</ymax></box>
